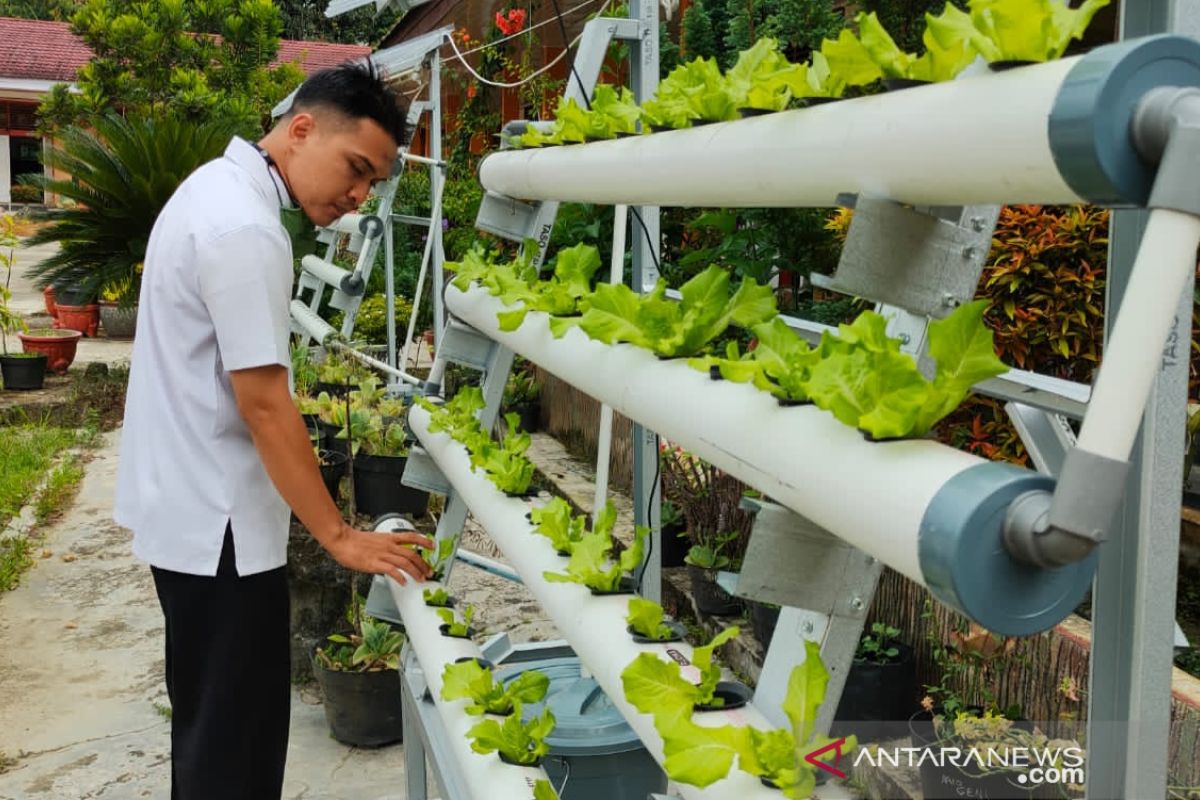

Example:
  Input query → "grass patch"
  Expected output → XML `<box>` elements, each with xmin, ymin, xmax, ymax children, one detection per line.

<box><xmin>34</xmin><ymin>459</ymin><xmax>86</xmax><ymax>524</ymax></box>
<box><xmin>0</xmin><ymin>537</ymin><xmax>34</xmax><ymax>592</ymax></box>
<box><xmin>0</xmin><ymin>426</ymin><xmax>79</xmax><ymax>530</ymax></box>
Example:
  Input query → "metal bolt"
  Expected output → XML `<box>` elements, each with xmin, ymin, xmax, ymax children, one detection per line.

<box><xmin>962</xmin><ymin>245</ymin><xmax>978</xmax><ymax>260</ymax></box>
<box><xmin>897</xmin><ymin>332</ymin><xmax>911</xmax><ymax>345</ymax></box>
<box><xmin>970</xmin><ymin>216</ymin><xmax>987</xmax><ymax>232</ymax></box>
<box><xmin>802</xmin><ymin>620</ymin><xmax>814</xmax><ymax>634</ymax></box>
<box><xmin>850</xmin><ymin>596</ymin><xmax>865</xmax><ymax>611</ymax></box>
<box><xmin>942</xmin><ymin>293</ymin><xmax>961</xmax><ymax>309</ymax></box>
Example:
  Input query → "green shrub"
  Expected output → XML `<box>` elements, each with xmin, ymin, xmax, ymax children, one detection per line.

<box><xmin>330</xmin><ymin>294</ymin><xmax>412</xmax><ymax>346</ymax></box>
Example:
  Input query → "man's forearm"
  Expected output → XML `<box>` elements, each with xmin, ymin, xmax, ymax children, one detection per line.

<box><xmin>242</xmin><ymin>403</ymin><xmax>346</xmax><ymax>547</ymax></box>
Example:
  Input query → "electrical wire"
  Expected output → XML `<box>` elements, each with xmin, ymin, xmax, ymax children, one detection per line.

<box><xmin>441</xmin><ymin>0</ymin><xmax>613</xmax><ymax>90</ymax></box>
<box><xmin>548</xmin><ymin>0</ymin><xmax>594</xmax><ymax>110</ymax></box>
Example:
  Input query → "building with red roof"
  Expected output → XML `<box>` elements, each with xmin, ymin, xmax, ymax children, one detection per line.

<box><xmin>0</xmin><ymin>16</ymin><xmax>371</xmax><ymax>204</ymax></box>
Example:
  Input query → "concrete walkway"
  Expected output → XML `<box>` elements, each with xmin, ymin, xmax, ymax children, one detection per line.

<box><xmin>0</xmin><ymin>431</ymin><xmax>413</xmax><ymax>800</ymax></box>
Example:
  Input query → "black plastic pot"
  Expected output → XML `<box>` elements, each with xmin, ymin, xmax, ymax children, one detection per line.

<box><xmin>312</xmin><ymin>658</ymin><xmax>403</xmax><ymax>747</ymax></box>
<box><xmin>454</xmin><ymin>656</ymin><xmax>495</xmax><ymax>670</ymax></box>
<box><xmin>627</xmin><ymin>620</ymin><xmax>687</xmax><ymax>644</ymax></box>
<box><xmin>498</xmin><ymin>751</ymin><xmax>543</xmax><ymax>768</ymax></box>
<box><xmin>908</xmin><ymin>710</ymin><xmax>1046</xmax><ymax>799</ymax></box>
<box><xmin>660</xmin><ymin>522</ymin><xmax>689</xmax><ymax>568</ymax></box>
<box><xmin>988</xmin><ymin>59</ymin><xmax>1038</xmax><ymax>71</ymax></box>
<box><xmin>687</xmin><ymin>565</ymin><xmax>742</xmax><ymax>615</ymax></box>
<box><xmin>318</xmin><ymin>450</ymin><xmax>348</xmax><ymax>502</ymax></box>
<box><xmin>589</xmin><ymin>575</ymin><xmax>637</xmax><ymax>596</ymax></box>
<box><xmin>803</xmin><ymin>96</ymin><xmax>841</xmax><ymax>106</ymax></box>
<box><xmin>438</xmin><ymin>624</ymin><xmax>476</xmax><ymax>639</ymax></box>
<box><xmin>507</xmin><ymin>401</ymin><xmax>540</xmax><ymax>432</ymax></box>
<box><xmin>694</xmin><ymin>681</ymin><xmax>753</xmax><ymax>712</ymax></box>
<box><xmin>882</xmin><ymin>78</ymin><xmax>932</xmax><ymax>91</ymax></box>
<box><xmin>0</xmin><ymin>354</ymin><xmax>48</xmax><ymax>391</ymax></box>
<box><xmin>738</xmin><ymin>106</ymin><xmax>776</xmax><ymax>118</ymax></box>
<box><xmin>55</xmin><ymin>285</ymin><xmax>94</xmax><ymax>306</ymax></box>
<box><xmin>352</xmin><ymin>454</ymin><xmax>430</xmax><ymax>517</ymax></box>
<box><xmin>317</xmin><ymin>421</ymin><xmax>351</xmax><ymax>460</ymax></box>
<box><xmin>832</xmin><ymin>642</ymin><xmax>917</xmax><ymax>740</ymax></box>
<box><xmin>751</xmin><ymin>602</ymin><xmax>781</xmax><ymax>648</ymax></box>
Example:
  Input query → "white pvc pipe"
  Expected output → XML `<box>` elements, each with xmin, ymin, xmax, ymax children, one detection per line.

<box><xmin>592</xmin><ymin>205</ymin><xmax>629</xmax><ymax>516</ymax></box>
<box><xmin>290</xmin><ymin>299</ymin><xmax>336</xmax><ymax>344</ymax></box>
<box><xmin>322</xmin><ymin>213</ymin><xmax>368</xmax><ymax>236</ymax></box>
<box><xmin>445</xmin><ymin>286</ymin><xmax>984</xmax><ymax>584</ymax></box>
<box><xmin>409</xmin><ymin>404</ymin><xmax>784</xmax><ymax>800</ymax></box>
<box><xmin>383</xmin><ymin>571</ymin><xmax>553</xmax><ymax>798</ymax></box>
<box><xmin>1076</xmin><ymin>208</ymin><xmax>1200</xmax><ymax>460</ymax></box>
<box><xmin>300</xmin><ymin>255</ymin><xmax>361</xmax><ymax>294</ymax></box>
<box><xmin>400</xmin><ymin>166</ymin><xmax>446</xmax><ymax>371</ymax></box>
<box><xmin>479</xmin><ymin>58</ymin><xmax>1082</xmax><ymax>208</ymax></box>
<box><xmin>325</xmin><ymin>338</ymin><xmax>423</xmax><ymax>386</ymax></box>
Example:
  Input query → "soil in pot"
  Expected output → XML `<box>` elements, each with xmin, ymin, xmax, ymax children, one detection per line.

<box><xmin>0</xmin><ymin>353</ymin><xmax>48</xmax><ymax>390</ymax></box>
<box><xmin>832</xmin><ymin>642</ymin><xmax>917</xmax><ymax>741</ymax></box>
<box><xmin>17</xmin><ymin>328</ymin><xmax>81</xmax><ymax>374</ymax></box>
<box><xmin>312</xmin><ymin>657</ymin><xmax>403</xmax><ymax>747</ymax></box>
<box><xmin>693</xmin><ymin>681</ymin><xmax>753</xmax><ymax>712</ymax></box>
<box><xmin>687</xmin><ymin>565</ymin><xmax>742</xmax><ymax>615</ymax></box>
<box><xmin>352</xmin><ymin>454</ymin><xmax>430</xmax><ymax>517</ymax></box>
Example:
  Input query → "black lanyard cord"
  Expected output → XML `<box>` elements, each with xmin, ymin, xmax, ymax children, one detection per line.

<box><xmin>254</xmin><ymin>143</ymin><xmax>299</xmax><ymax>208</ymax></box>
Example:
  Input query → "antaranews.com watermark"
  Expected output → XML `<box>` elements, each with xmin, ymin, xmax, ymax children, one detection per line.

<box><xmin>852</xmin><ymin>742</ymin><xmax>1086</xmax><ymax>786</ymax></box>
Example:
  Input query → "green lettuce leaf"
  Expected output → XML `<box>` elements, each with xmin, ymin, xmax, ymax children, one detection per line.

<box><xmin>530</xmin><ymin>496</ymin><xmax>587</xmax><ymax>553</ymax></box>
<box><xmin>467</xmin><ymin>703</ymin><xmax>556</xmax><ymax>765</ymax></box>
<box><xmin>819</xmin><ymin>29</ymin><xmax>883</xmax><ymax>88</ymax></box>
<box><xmin>626</xmin><ymin>597</ymin><xmax>675</xmax><ymax>641</ymax></box>
<box><xmin>532</xmin><ymin>779</ymin><xmax>559</xmax><ymax>800</ymax></box>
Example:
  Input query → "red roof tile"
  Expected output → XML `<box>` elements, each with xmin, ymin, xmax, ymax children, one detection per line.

<box><xmin>0</xmin><ymin>17</ymin><xmax>371</xmax><ymax>83</ymax></box>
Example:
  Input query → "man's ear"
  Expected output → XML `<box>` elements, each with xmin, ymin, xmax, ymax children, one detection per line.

<box><xmin>286</xmin><ymin>111</ymin><xmax>317</xmax><ymax>145</ymax></box>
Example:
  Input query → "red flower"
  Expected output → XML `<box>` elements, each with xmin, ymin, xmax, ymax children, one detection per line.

<box><xmin>466</xmin><ymin>84</ymin><xmax>477</xmax><ymax>99</ymax></box>
<box><xmin>495</xmin><ymin>7</ymin><xmax>526</xmax><ymax>35</ymax></box>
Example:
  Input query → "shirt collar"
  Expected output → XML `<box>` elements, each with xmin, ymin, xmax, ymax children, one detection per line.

<box><xmin>223</xmin><ymin>136</ymin><xmax>294</xmax><ymax>210</ymax></box>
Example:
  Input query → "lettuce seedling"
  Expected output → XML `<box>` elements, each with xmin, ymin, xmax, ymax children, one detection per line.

<box><xmin>468</xmin><ymin>413</ymin><xmax>535</xmax><ymax>495</ymax></box>
<box><xmin>725</xmin><ymin>38</ymin><xmax>808</xmax><ymax>111</ymax></box>
<box><xmin>437</xmin><ymin>605</ymin><xmax>475</xmax><ymax>637</ymax></box>
<box><xmin>542</xmin><ymin>502</ymin><xmax>648</xmax><ymax>592</ymax></box>
<box><xmin>495</xmin><ymin>243</ymin><xmax>604</xmax><ymax>332</ymax></box>
<box><xmin>550</xmin><ymin>265</ymin><xmax>777</xmax><ymax>358</ymax></box>
<box><xmin>441</xmin><ymin>660</ymin><xmax>550</xmax><ymax>716</ymax></box>
<box><xmin>626</xmin><ymin>597</ymin><xmax>678</xmax><ymax>641</ymax></box>
<box><xmin>529</xmin><ymin>496</ymin><xmax>587</xmax><ymax>554</ymax></box>
<box><xmin>422</xmin><ymin>587</ymin><xmax>453</xmax><ymax>607</ymax></box>
<box><xmin>467</xmin><ymin>701</ymin><xmax>556</xmax><ymax>765</ymax></box>
<box><xmin>622</xmin><ymin>626</ymin><xmax>739</xmax><ymax>718</ymax></box>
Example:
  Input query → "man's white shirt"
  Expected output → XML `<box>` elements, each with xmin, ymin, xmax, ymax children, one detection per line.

<box><xmin>115</xmin><ymin>137</ymin><xmax>296</xmax><ymax>576</ymax></box>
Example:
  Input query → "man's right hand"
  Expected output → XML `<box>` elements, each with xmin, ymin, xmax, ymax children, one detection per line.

<box><xmin>326</xmin><ymin>525</ymin><xmax>435</xmax><ymax>585</ymax></box>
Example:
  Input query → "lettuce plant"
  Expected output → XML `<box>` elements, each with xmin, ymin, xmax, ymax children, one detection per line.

<box><xmin>626</xmin><ymin>597</ymin><xmax>678</xmax><ymax>642</ymax></box>
<box><xmin>495</xmin><ymin>243</ymin><xmax>603</xmax><ymax>331</ymax></box>
<box><xmin>467</xmin><ymin>701</ymin><xmax>556</xmax><ymax>766</ymax></box>
<box><xmin>931</xmin><ymin>0</ymin><xmax>1111</xmax><ymax>63</ymax></box>
<box><xmin>642</xmin><ymin>57</ymin><xmax>739</xmax><ymax>128</ymax></box>
<box><xmin>822</xmin><ymin>12</ymin><xmax>976</xmax><ymax>84</ymax></box>
<box><xmin>550</xmin><ymin>265</ymin><xmax>777</xmax><ymax>358</ymax></box>
<box><xmin>725</xmin><ymin>38</ymin><xmax>808</xmax><ymax>111</ymax></box>
<box><xmin>437</xmin><ymin>605</ymin><xmax>475</xmax><ymax>637</ymax></box>
<box><xmin>441</xmin><ymin>659</ymin><xmax>550</xmax><ymax>716</ymax></box>
<box><xmin>417</xmin><ymin>536</ymin><xmax>457</xmax><ymax>582</ymax></box>
<box><xmin>529</xmin><ymin>496</ymin><xmax>587</xmax><ymax>554</ymax></box>
<box><xmin>543</xmin><ymin>502</ymin><xmax>648</xmax><ymax>592</ymax></box>
<box><xmin>423</xmin><ymin>587</ymin><xmax>453</xmax><ymax>607</ymax></box>
<box><xmin>533</xmin><ymin>779</ymin><xmax>558</xmax><ymax>800</ymax></box>
<box><xmin>621</xmin><ymin>627</ymin><xmax>739</xmax><ymax>719</ymax></box>
<box><xmin>467</xmin><ymin>412</ymin><xmax>535</xmax><ymax>495</ymax></box>
<box><xmin>557</xmin><ymin>84</ymin><xmax>642</xmax><ymax>141</ymax></box>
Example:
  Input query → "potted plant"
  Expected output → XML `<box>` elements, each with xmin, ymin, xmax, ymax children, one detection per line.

<box><xmin>659</xmin><ymin>498</ymin><xmax>690</xmax><ymax>568</ymax></box>
<box><xmin>16</xmin><ymin>327</ymin><xmax>82</xmax><ymax>375</ymax></box>
<box><xmin>832</xmin><ymin>622</ymin><xmax>917</xmax><ymax>739</ymax></box>
<box><xmin>25</xmin><ymin>114</ymin><xmax>238</xmax><ymax>335</ymax></box>
<box><xmin>312</xmin><ymin>592</ymin><xmax>406</xmax><ymax>747</ymax></box>
<box><xmin>98</xmin><ymin>274</ymin><xmax>139</xmax><ymax>338</ymax></box>
<box><xmin>0</xmin><ymin>215</ymin><xmax>48</xmax><ymax>390</ymax></box>
<box><xmin>353</xmin><ymin>412</ymin><xmax>429</xmax><ymax>517</ymax></box>
<box><xmin>684</xmin><ymin>531</ymin><xmax>743</xmax><ymax>616</ymax></box>
<box><xmin>502</xmin><ymin>364</ymin><xmax>541</xmax><ymax>433</ymax></box>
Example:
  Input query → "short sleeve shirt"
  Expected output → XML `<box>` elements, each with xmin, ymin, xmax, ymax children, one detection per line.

<box><xmin>114</xmin><ymin>137</ymin><xmax>296</xmax><ymax>576</ymax></box>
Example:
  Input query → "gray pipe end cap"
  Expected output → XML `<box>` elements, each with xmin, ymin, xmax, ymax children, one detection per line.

<box><xmin>1049</xmin><ymin>34</ymin><xmax>1200</xmax><ymax>206</ymax></box>
<box><xmin>919</xmin><ymin>462</ymin><xmax>1097</xmax><ymax>636</ymax></box>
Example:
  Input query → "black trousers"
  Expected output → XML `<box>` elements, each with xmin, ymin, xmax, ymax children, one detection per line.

<box><xmin>151</xmin><ymin>524</ymin><xmax>290</xmax><ymax>800</ymax></box>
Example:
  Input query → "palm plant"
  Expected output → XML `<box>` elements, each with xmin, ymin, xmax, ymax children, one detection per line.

<box><xmin>25</xmin><ymin>113</ymin><xmax>240</xmax><ymax>308</ymax></box>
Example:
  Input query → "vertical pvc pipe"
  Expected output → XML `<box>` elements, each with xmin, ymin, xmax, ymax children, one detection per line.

<box><xmin>401</xmin><ymin>165</ymin><xmax>445</xmax><ymax>372</ymax></box>
<box><xmin>1076</xmin><ymin>209</ymin><xmax>1200</xmax><ymax>460</ymax></box>
<box><xmin>385</xmin><ymin>217</ymin><xmax>397</xmax><ymax>369</ymax></box>
<box><xmin>593</xmin><ymin>205</ymin><xmax>628</xmax><ymax>516</ymax></box>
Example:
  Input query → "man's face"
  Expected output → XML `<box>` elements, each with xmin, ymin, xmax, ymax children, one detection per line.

<box><xmin>283</xmin><ymin>110</ymin><xmax>397</xmax><ymax>227</ymax></box>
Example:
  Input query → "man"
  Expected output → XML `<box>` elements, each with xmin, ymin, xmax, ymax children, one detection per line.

<box><xmin>114</xmin><ymin>63</ymin><xmax>433</xmax><ymax>799</ymax></box>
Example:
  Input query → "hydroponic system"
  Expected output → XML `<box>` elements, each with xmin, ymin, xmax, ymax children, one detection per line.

<box><xmin>291</xmin><ymin>1</ymin><xmax>1200</xmax><ymax>798</ymax></box>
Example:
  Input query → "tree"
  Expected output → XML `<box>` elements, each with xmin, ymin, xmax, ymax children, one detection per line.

<box><xmin>274</xmin><ymin>0</ymin><xmax>403</xmax><ymax>45</ymax></box>
<box><xmin>859</xmin><ymin>0</ymin><xmax>965</xmax><ymax>53</ymax></box>
<box><xmin>37</xmin><ymin>0</ymin><xmax>304</xmax><ymax>138</ymax></box>
<box><xmin>0</xmin><ymin>0</ymin><xmax>82</xmax><ymax>20</ymax></box>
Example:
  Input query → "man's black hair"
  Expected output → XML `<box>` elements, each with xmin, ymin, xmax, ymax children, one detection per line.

<box><xmin>289</xmin><ymin>61</ymin><xmax>409</xmax><ymax>146</ymax></box>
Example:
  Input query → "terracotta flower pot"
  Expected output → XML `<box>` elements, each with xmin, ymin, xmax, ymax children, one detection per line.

<box><xmin>54</xmin><ymin>303</ymin><xmax>100</xmax><ymax>337</ymax></box>
<box><xmin>18</xmin><ymin>328</ymin><xmax>82</xmax><ymax>374</ymax></box>
<box><xmin>43</xmin><ymin>286</ymin><xmax>57</xmax><ymax>319</ymax></box>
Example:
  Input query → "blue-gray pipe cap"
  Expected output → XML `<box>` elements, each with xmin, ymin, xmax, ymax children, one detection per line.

<box><xmin>919</xmin><ymin>462</ymin><xmax>1097</xmax><ymax>636</ymax></box>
